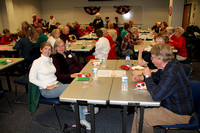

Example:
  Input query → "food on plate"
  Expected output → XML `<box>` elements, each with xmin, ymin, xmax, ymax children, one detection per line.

<box><xmin>6</xmin><ymin>59</ymin><xmax>13</xmax><ymax>63</ymax></box>
<box><xmin>92</xmin><ymin>60</ymin><xmax>101</xmax><ymax>66</ymax></box>
<box><xmin>134</xmin><ymin>82</ymin><xmax>147</xmax><ymax>92</ymax></box>
<box><xmin>132</xmin><ymin>65</ymin><xmax>144</xmax><ymax>70</ymax></box>
<box><xmin>77</xmin><ymin>73</ymin><xmax>91</xmax><ymax>77</ymax></box>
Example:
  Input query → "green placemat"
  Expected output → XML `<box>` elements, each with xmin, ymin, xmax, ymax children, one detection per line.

<box><xmin>76</xmin><ymin>77</ymin><xmax>89</xmax><ymax>81</ymax></box>
<box><xmin>0</xmin><ymin>60</ymin><xmax>7</xmax><ymax>65</ymax></box>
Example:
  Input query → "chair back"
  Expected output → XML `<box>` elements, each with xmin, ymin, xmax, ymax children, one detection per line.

<box><xmin>189</xmin><ymin>80</ymin><xmax>200</xmax><ymax>127</ymax></box>
<box><xmin>107</xmin><ymin>45</ymin><xmax>117</xmax><ymax>60</ymax></box>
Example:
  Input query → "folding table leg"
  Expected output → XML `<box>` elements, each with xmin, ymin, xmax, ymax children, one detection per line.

<box><xmin>90</xmin><ymin>104</ymin><xmax>95</xmax><ymax>133</ymax></box>
<box><xmin>139</xmin><ymin>106</ymin><xmax>144</xmax><ymax>133</ymax></box>
<box><xmin>74</xmin><ymin>103</ymin><xmax>81</xmax><ymax>133</ymax></box>
<box><xmin>122</xmin><ymin>105</ymin><xmax>127</xmax><ymax>133</ymax></box>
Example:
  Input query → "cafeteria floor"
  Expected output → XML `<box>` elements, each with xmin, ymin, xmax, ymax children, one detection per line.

<box><xmin>0</xmin><ymin>61</ymin><xmax>199</xmax><ymax>133</ymax></box>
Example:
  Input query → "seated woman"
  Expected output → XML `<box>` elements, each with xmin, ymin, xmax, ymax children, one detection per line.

<box><xmin>138</xmin><ymin>34</ymin><xmax>169</xmax><ymax>69</ymax></box>
<box><xmin>159</xmin><ymin>21</ymin><xmax>168</xmax><ymax>34</ymax></box>
<box><xmin>52</xmin><ymin>39</ymin><xmax>83</xmax><ymax>84</ymax></box>
<box><xmin>120</xmin><ymin>22</ymin><xmax>130</xmax><ymax>39</ymax></box>
<box><xmin>13</xmin><ymin>30</ymin><xmax>32</xmax><ymax>65</ymax></box>
<box><xmin>47</xmin><ymin>29</ymin><xmax>60</xmax><ymax>47</ymax></box>
<box><xmin>32</xmin><ymin>28</ymin><xmax>48</xmax><ymax>47</ymax></box>
<box><xmin>77</xmin><ymin>25</ymin><xmax>89</xmax><ymax>37</ymax></box>
<box><xmin>0</xmin><ymin>29</ymin><xmax>17</xmax><ymax>44</ymax></box>
<box><xmin>169</xmin><ymin>27</ymin><xmax>187</xmax><ymax>61</ymax></box>
<box><xmin>29</xmin><ymin>42</ymin><xmax>91</xmax><ymax>130</ymax></box>
<box><xmin>107</xmin><ymin>22</ymin><xmax>117</xmax><ymax>41</ymax></box>
<box><xmin>21</xmin><ymin>21</ymin><xmax>37</xmax><ymax>42</ymax></box>
<box><xmin>87</xmin><ymin>22</ymin><xmax>94</xmax><ymax>33</ymax></box>
<box><xmin>152</xmin><ymin>21</ymin><xmax>161</xmax><ymax>35</ymax></box>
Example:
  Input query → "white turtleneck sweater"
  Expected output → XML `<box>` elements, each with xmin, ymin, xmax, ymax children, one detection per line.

<box><xmin>29</xmin><ymin>54</ymin><xmax>58</xmax><ymax>89</ymax></box>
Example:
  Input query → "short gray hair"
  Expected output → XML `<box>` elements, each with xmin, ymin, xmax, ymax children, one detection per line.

<box><xmin>175</xmin><ymin>27</ymin><xmax>184</xmax><ymax>35</ymax></box>
<box><xmin>151</xmin><ymin>43</ymin><xmax>174</xmax><ymax>62</ymax></box>
<box><xmin>95</xmin><ymin>13</ymin><xmax>101</xmax><ymax>17</ymax></box>
<box><xmin>100</xmin><ymin>28</ymin><xmax>108</xmax><ymax>33</ymax></box>
<box><xmin>166</xmin><ymin>26</ymin><xmax>175</xmax><ymax>34</ymax></box>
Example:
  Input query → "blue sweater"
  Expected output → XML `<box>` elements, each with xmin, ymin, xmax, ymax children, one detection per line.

<box><xmin>145</xmin><ymin>59</ymin><xmax>194</xmax><ymax>115</ymax></box>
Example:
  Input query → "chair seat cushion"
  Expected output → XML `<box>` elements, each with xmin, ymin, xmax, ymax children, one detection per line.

<box><xmin>160</xmin><ymin>115</ymin><xmax>199</xmax><ymax>129</ymax></box>
<box><xmin>14</xmin><ymin>75</ymin><xmax>28</xmax><ymax>85</ymax></box>
<box><xmin>39</xmin><ymin>95</ymin><xmax>60</xmax><ymax>105</ymax></box>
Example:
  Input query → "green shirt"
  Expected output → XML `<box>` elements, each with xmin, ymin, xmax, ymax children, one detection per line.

<box><xmin>120</xmin><ymin>30</ymin><xmax>128</xmax><ymax>39</ymax></box>
<box><xmin>32</xmin><ymin>34</ymin><xmax>48</xmax><ymax>47</ymax></box>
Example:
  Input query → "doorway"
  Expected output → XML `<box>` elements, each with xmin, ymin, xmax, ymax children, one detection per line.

<box><xmin>182</xmin><ymin>4</ymin><xmax>191</xmax><ymax>31</ymax></box>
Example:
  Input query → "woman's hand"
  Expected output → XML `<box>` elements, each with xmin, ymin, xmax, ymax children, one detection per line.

<box><xmin>46</xmin><ymin>84</ymin><xmax>59</xmax><ymax>90</ymax></box>
<box><xmin>70</xmin><ymin>73</ymin><xmax>80</xmax><ymax>78</ymax></box>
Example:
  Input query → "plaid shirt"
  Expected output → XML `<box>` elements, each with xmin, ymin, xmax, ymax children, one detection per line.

<box><xmin>145</xmin><ymin>59</ymin><xmax>194</xmax><ymax>115</ymax></box>
<box><xmin>121</xmin><ymin>31</ymin><xmax>138</xmax><ymax>50</ymax></box>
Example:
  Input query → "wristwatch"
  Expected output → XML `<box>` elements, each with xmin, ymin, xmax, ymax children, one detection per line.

<box><xmin>145</xmin><ymin>75</ymin><xmax>150</xmax><ymax>78</ymax></box>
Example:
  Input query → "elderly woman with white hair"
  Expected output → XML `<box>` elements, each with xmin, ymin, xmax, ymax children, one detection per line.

<box><xmin>169</xmin><ymin>27</ymin><xmax>187</xmax><ymax>61</ymax></box>
<box><xmin>166</xmin><ymin>26</ymin><xmax>175</xmax><ymax>39</ymax></box>
<box><xmin>93</xmin><ymin>13</ymin><xmax>104</xmax><ymax>32</ymax></box>
<box><xmin>47</xmin><ymin>29</ymin><xmax>61</xmax><ymax>47</ymax></box>
<box><xmin>121</xmin><ymin>27</ymin><xmax>142</xmax><ymax>55</ymax></box>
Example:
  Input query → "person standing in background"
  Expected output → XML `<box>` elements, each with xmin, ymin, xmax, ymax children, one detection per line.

<box><xmin>32</xmin><ymin>14</ymin><xmax>42</xmax><ymax>28</ymax></box>
<box><xmin>93</xmin><ymin>13</ymin><xmax>104</xmax><ymax>32</ymax></box>
<box><xmin>49</xmin><ymin>14</ymin><xmax>56</xmax><ymax>33</ymax></box>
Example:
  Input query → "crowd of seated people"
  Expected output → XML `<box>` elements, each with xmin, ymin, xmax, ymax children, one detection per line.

<box><xmin>0</xmin><ymin>13</ymin><xmax>193</xmax><ymax>131</ymax></box>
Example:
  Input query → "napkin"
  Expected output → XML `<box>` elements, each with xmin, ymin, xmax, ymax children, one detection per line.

<box><xmin>76</xmin><ymin>77</ymin><xmax>89</xmax><ymax>81</ymax></box>
<box><xmin>0</xmin><ymin>60</ymin><xmax>7</xmax><ymax>65</ymax></box>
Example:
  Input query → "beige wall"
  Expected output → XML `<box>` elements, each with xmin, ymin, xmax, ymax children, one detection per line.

<box><xmin>40</xmin><ymin>0</ymin><xmax>169</xmax><ymax>29</ymax></box>
<box><xmin>0</xmin><ymin>0</ymin><xmax>195</xmax><ymax>33</ymax></box>
<box><xmin>0</xmin><ymin>0</ymin><xmax>41</xmax><ymax>33</ymax></box>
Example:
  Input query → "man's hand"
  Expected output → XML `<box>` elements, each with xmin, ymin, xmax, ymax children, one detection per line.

<box><xmin>132</xmin><ymin>74</ymin><xmax>144</xmax><ymax>82</ymax></box>
<box><xmin>143</xmin><ymin>67</ymin><xmax>151</xmax><ymax>77</ymax></box>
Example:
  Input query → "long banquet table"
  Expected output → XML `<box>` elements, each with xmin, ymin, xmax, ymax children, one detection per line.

<box><xmin>67</xmin><ymin>40</ymin><xmax>95</xmax><ymax>64</ymax></box>
<box><xmin>60</xmin><ymin>59</ymin><xmax>160</xmax><ymax>133</ymax></box>
<box><xmin>0</xmin><ymin>58</ymin><xmax>24</xmax><ymax>91</ymax></box>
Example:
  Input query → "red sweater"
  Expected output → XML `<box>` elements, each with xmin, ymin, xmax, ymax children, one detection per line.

<box><xmin>0</xmin><ymin>35</ymin><xmax>16</xmax><ymax>44</ymax></box>
<box><xmin>106</xmin><ymin>34</ymin><xmax>113</xmax><ymax>47</ymax></box>
<box><xmin>169</xmin><ymin>35</ymin><xmax>187</xmax><ymax>57</ymax></box>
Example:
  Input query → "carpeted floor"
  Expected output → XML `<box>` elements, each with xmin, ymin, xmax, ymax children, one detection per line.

<box><xmin>0</xmin><ymin>61</ymin><xmax>199</xmax><ymax>133</ymax></box>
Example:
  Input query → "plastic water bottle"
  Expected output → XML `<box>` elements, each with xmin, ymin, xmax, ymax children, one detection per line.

<box><xmin>92</xmin><ymin>67</ymin><xmax>98</xmax><ymax>80</ymax></box>
<box><xmin>101</xmin><ymin>57</ymin><xmax>106</xmax><ymax>68</ymax></box>
<box><xmin>121</xmin><ymin>73</ymin><xmax>128</xmax><ymax>91</ymax></box>
<box><xmin>126</xmin><ymin>52</ymin><xmax>130</xmax><ymax>66</ymax></box>
<box><xmin>66</xmin><ymin>40</ymin><xmax>69</xmax><ymax>48</ymax></box>
<box><xmin>82</xmin><ymin>40</ymin><xmax>86</xmax><ymax>47</ymax></box>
